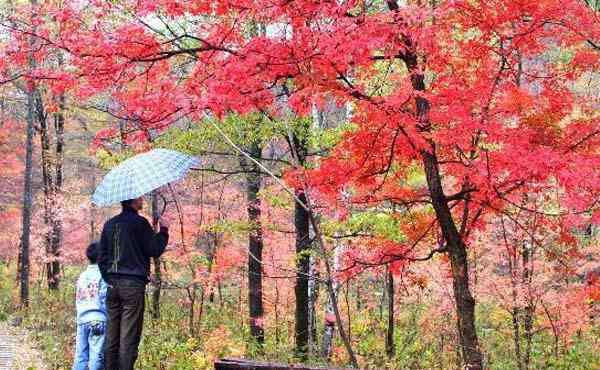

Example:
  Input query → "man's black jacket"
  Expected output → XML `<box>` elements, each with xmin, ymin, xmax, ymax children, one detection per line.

<box><xmin>98</xmin><ymin>207</ymin><xmax>168</xmax><ymax>283</ymax></box>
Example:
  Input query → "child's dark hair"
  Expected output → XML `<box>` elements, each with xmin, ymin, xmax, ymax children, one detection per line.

<box><xmin>121</xmin><ymin>199</ymin><xmax>134</xmax><ymax>208</ymax></box>
<box><xmin>86</xmin><ymin>242</ymin><xmax>100</xmax><ymax>264</ymax></box>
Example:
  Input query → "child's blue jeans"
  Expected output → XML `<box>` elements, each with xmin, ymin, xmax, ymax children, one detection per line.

<box><xmin>73</xmin><ymin>321</ymin><xmax>106</xmax><ymax>370</ymax></box>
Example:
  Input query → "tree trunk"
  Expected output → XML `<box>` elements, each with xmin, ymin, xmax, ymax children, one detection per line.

<box><xmin>49</xmin><ymin>83</ymin><xmax>65</xmax><ymax>290</ymax></box>
<box><xmin>186</xmin><ymin>286</ymin><xmax>197</xmax><ymax>336</ymax></box>
<box><xmin>37</xmin><ymin>91</ymin><xmax>61</xmax><ymax>290</ymax></box>
<box><xmin>511</xmin><ymin>307</ymin><xmax>524</xmax><ymax>370</ymax></box>
<box><xmin>308</xmin><ymin>252</ymin><xmax>319</xmax><ymax>355</ymax></box>
<box><xmin>355</xmin><ymin>283</ymin><xmax>361</xmax><ymax>311</ymax></box>
<box><xmin>16</xmin><ymin>246</ymin><xmax>21</xmax><ymax>283</ymax></box>
<box><xmin>38</xmin><ymin>94</ymin><xmax>56</xmax><ymax>290</ymax></box>
<box><xmin>150</xmin><ymin>191</ymin><xmax>162</xmax><ymax>319</ymax></box>
<box><xmin>504</xmin><ymin>216</ymin><xmax>525</xmax><ymax>370</ymax></box>
<box><xmin>20</xmin><ymin>1</ymin><xmax>37</xmax><ymax>305</ymax></box>
<box><xmin>510</xmin><ymin>256</ymin><xmax>524</xmax><ymax>370</ymax></box>
<box><xmin>20</xmin><ymin>78</ymin><xmax>35</xmax><ymax>307</ymax></box>
<box><xmin>522</xmin><ymin>242</ymin><xmax>533</xmax><ymax>370</ymax></box>
<box><xmin>400</xmin><ymin>28</ymin><xmax>483</xmax><ymax>366</ymax></box>
<box><xmin>422</xmin><ymin>150</ymin><xmax>483</xmax><ymax>370</ymax></box>
<box><xmin>382</xmin><ymin>0</ymin><xmax>483</xmax><ymax>365</ymax></box>
<box><xmin>294</xmin><ymin>190</ymin><xmax>311</xmax><ymax>357</ymax></box>
<box><xmin>386</xmin><ymin>267</ymin><xmax>395</xmax><ymax>358</ymax></box>
<box><xmin>242</xmin><ymin>142</ymin><xmax>265</xmax><ymax>345</ymax></box>
<box><xmin>89</xmin><ymin>174</ymin><xmax>97</xmax><ymax>240</ymax></box>
<box><xmin>205</xmin><ymin>232</ymin><xmax>218</xmax><ymax>303</ymax></box>
<box><xmin>274</xmin><ymin>278</ymin><xmax>281</xmax><ymax>347</ymax></box>
<box><xmin>321</xmin><ymin>237</ymin><xmax>342</xmax><ymax>359</ymax></box>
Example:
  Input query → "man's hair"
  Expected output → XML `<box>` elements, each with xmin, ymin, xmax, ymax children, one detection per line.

<box><xmin>86</xmin><ymin>242</ymin><xmax>100</xmax><ymax>264</ymax></box>
<box><xmin>121</xmin><ymin>199</ymin><xmax>135</xmax><ymax>208</ymax></box>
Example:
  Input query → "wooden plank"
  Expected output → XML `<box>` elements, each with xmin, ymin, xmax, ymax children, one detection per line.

<box><xmin>214</xmin><ymin>358</ymin><xmax>355</xmax><ymax>370</ymax></box>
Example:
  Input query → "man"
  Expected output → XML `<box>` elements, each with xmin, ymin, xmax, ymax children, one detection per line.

<box><xmin>73</xmin><ymin>242</ymin><xmax>107</xmax><ymax>370</ymax></box>
<box><xmin>98</xmin><ymin>196</ymin><xmax>169</xmax><ymax>370</ymax></box>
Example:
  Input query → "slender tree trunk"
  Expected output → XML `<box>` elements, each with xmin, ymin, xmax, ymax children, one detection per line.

<box><xmin>218</xmin><ymin>280</ymin><xmax>223</xmax><ymax>308</ymax></box>
<box><xmin>345</xmin><ymin>281</ymin><xmax>352</xmax><ymax>344</ymax></box>
<box><xmin>205</xmin><ymin>232</ymin><xmax>218</xmax><ymax>303</ymax></box>
<box><xmin>321</xmin><ymin>237</ymin><xmax>342</xmax><ymax>359</ymax></box>
<box><xmin>119</xmin><ymin>119</ymin><xmax>127</xmax><ymax>150</ymax></box>
<box><xmin>522</xmin><ymin>242</ymin><xmax>533</xmax><ymax>370</ymax></box>
<box><xmin>198</xmin><ymin>285</ymin><xmax>206</xmax><ymax>325</ymax></box>
<box><xmin>150</xmin><ymin>191</ymin><xmax>162</xmax><ymax>319</ymax></box>
<box><xmin>242</xmin><ymin>142</ymin><xmax>265</xmax><ymax>345</ymax></box>
<box><xmin>511</xmin><ymin>264</ymin><xmax>524</xmax><ymax>370</ymax></box>
<box><xmin>386</xmin><ymin>267</ymin><xmax>395</xmax><ymax>358</ymax></box>
<box><xmin>308</xmin><ymin>253</ymin><xmax>319</xmax><ymax>355</ymax></box>
<box><xmin>19</xmin><ymin>87</ymin><xmax>34</xmax><ymax>304</ymax></box>
<box><xmin>38</xmin><ymin>96</ymin><xmax>55</xmax><ymax>289</ymax></box>
<box><xmin>355</xmin><ymin>283</ymin><xmax>361</xmax><ymax>311</ymax></box>
<box><xmin>89</xmin><ymin>174</ymin><xmax>97</xmax><ymax>240</ymax></box>
<box><xmin>20</xmin><ymin>1</ymin><xmax>37</xmax><ymax>305</ymax></box>
<box><xmin>16</xmin><ymin>244</ymin><xmax>22</xmax><ymax>284</ymax></box>
<box><xmin>502</xmin><ymin>215</ymin><xmax>525</xmax><ymax>370</ymax></box>
<box><xmin>511</xmin><ymin>308</ymin><xmax>524</xmax><ymax>370</ymax></box>
<box><xmin>294</xmin><ymin>190</ymin><xmax>311</xmax><ymax>357</ymax></box>
<box><xmin>379</xmin><ymin>276</ymin><xmax>386</xmax><ymax>321</ymax></box>
<box><xmin>274</xmin><ymin>278</ymin><xmax>281</xmax><ymax>347</ymax></box>
<box><xmin>308</xmin><ymin>207</ymin><xmax>358</xmax><ymax>367</ymax></box>
<box><xmin>542</xmin><ymin>301</ymin><xmax>559</xmax><ymax>358</ymax></box>
<box><xmin>186</xmin><ymin>286</ymin><xmax>196</xmax><ymax>336</ymax></box>
<box><xmin>49</xmin><ymin>88</ymin><xmax>65</xmax><ymax>290</ymax></box>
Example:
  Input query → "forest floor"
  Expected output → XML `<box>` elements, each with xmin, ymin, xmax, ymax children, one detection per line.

<box><xmin>0</xmin><ymin>320</ymin><xmax>46</xmax><ymax>370</ymax></box>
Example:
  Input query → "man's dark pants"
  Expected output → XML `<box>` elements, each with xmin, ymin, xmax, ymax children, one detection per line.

<box><xmin>105</xmin><ymin>278</ymin><xmax>146</xmax><ymax>370</ymax></box>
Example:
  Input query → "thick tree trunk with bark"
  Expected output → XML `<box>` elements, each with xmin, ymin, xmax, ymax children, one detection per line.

<box><xmin>37</xmin><ymin>91</ymin><xmax>62</xmax><ymax>290</ymax></box>
<box><xmin>400</xmin><ymin>26</ymin><xmax>483</xmax><ymax>366</ymax></box>
<box><xmin>242</xmin><ymin>142</ymin><xmax>265</xmax><ymax>345</ymax></box>
<box><xmin>382</xmin><ymin>1</ymin><xmax>483</xmax><ymax>366</ymax></box>
<box><xmin>422</xmin><ymin>150</ymin><xmax>483</xmax><ymax>369</ymax></box>
<box><xmin>287</xmin><ymin>128</ymin><xmax>312</xmax><ymax>357</ymax></box>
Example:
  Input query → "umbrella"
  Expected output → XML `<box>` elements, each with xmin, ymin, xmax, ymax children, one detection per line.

<box><xmin>92</xmin><ymin>148</ymin><xmax>198</xmax><ymax>206</ymax></box>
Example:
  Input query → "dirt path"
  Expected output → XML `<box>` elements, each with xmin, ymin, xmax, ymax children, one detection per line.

<box><xmin>0</xmin><ymin>321</ymin><xmax>46</xmax><ymax>370</ymax></box>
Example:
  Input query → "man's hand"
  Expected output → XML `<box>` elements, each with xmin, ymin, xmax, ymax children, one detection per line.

<box><xmin>158</xmin><ymin>217</ymin><xmax>170</xmax><ymax>229</ymax></box>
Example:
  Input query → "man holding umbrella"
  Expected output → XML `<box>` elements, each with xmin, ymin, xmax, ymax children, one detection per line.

<box><xmin>92</xmin><ymin>148</ymin><xmax>198</xmax><ymax>370</ymax></box>
<box><xmin>98</xmin><ymin>197</ymin><xmax>169</xmax><ymax>370</ymax></box>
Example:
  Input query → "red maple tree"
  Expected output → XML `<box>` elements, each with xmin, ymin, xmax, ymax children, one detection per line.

<box><xmin>2</xmin><ymin>1</ymin><xmax>598</xmax><ymax>368</ymax></box>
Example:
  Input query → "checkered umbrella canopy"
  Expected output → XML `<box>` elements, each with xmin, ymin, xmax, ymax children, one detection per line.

<box><xmin>92</xmin><ymin>148</ymin><xmax>198</xmax><ymax>206</ymax></box>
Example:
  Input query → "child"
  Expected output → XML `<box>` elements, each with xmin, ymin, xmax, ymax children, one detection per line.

<box><xmin>73</xmin><ymin>242</ymin><xmax>108</xmax><ymax>370</ymax></box>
